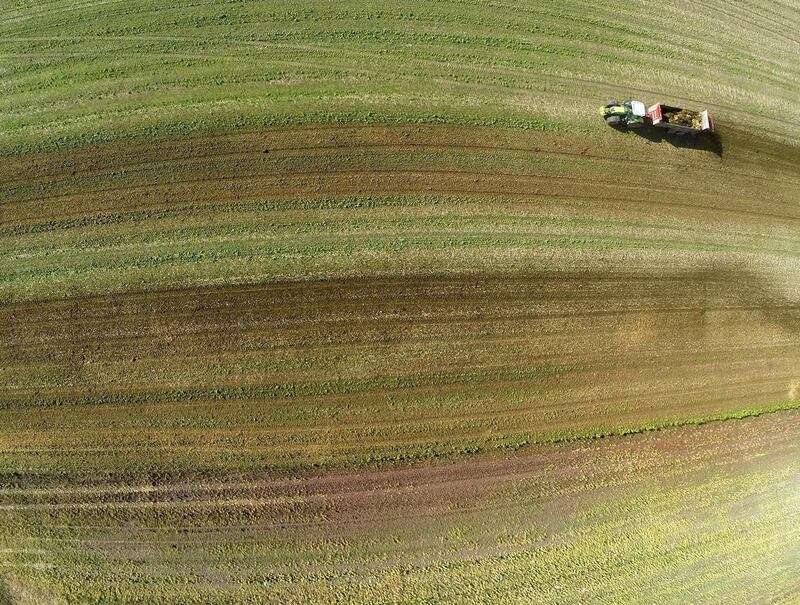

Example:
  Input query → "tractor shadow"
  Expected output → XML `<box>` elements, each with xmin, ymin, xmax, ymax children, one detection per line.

<box><xmin>623</xmin><ymin>127</ymin><xmax>723</xmax><ymax>157</ymax></box>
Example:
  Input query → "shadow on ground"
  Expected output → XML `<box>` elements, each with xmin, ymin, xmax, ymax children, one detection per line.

<box><xmin>0</xmin><ymin>579</ymin><xmax>10</xmax><ymax>605</ymax></box>
<box><xmin>620</xmin><ymin>127</ymin><xmax>723</xmax><ymax>157</ymax></box>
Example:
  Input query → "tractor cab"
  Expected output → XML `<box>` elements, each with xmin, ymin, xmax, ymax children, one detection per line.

<box><xmin>600</xmin><ymin>100</ymin><xmax>647</xmax><ymax>128</ymax></box>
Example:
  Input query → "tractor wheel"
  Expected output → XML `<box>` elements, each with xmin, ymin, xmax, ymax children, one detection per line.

<box><xmin>627</xmin><ymin>121</ymin><xmax>642</xmax><ymax>129</ymax></box>
<box><xmin>605</xmin><ymin>116</ymin><xmax>622</xmax><ymax>126</ymax></box>
<box><xmin>605</xmin><ymin>101</ymin><xmax>621</xmax><ymax>108</ymax></box>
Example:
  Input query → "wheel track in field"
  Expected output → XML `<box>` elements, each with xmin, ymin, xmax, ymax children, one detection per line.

<box><xmin>691</xmin><ymin>0</ymin><xmax>800</xmax><ymax>46</ymax></box>
<box><xmin>2</xmin><ymin>345</ymin><xmax>792</xmax><ymax>411</ymax></box>
<box><xmin>1</xmin><ymin>267</ymin><xmax>786</xmax><ymax>317</ymax></box>
<box><xmin>4</xmin><ymin>167</ymin><xmax>798</xmax><ymax>226</ymax></box>
<box><xmin>1</xmin><ymin>376</ymin><xmax>792</xmax><ymax>447</ymax></box>
<box><xmin>5</xmin><ymin>404</ymin><xmax>799</xmax><ymax>502</ymax></box>
<box><xmin>3</xmin><ymin>306</ymin><xmax>796</xmax><ymax>358</ymax></box>
<box><xmin>0</xmin><ymin>126</ymin><xmax>736</xmax><ymax>186</ymax></box>
<box><xmin>4</xmin><ymin>270</ymin><xmax>797</xmax><ymax>335</ymax></box>
<box><xmin>2</xmin><ymin>265</ymin><xmax>795</xmax><ymax>481</ymax></box>
<box><xmin>0</xmin><ymin>372</ymin><xmax>791</xmax><ymax>430</ymax></box>
<box><xmin>3</xmin><ymin>125</ymin><xmax>798</xmax><ymax>240</ymax></box>
<box><xmin>5</xmin><ymin>134</ymin><xmax>798</xmax><ymax>189</ymax></box>
<box><xmin>3</xmin><ymin>410</ymin><xmax>798</xmax><ymax>522</ymax></box>
<box><xmin>2</xmin><ymin>25</ymin><xmax>799</xmax><ymax>126</ymax></box>
<box><xmin>7</xmin><ymin>190</ymin><xmax>794</xmax><ymax>228</ymax></box>
<box><xmin>3</xmin><ymin>23</ymin><xmax>798</xmax><ymax>91</ymax></box>
<box><xmin>3</xmin><ymin>329</ymin><xmax>793</xmax><ymax>388</ymax></box>
<box><xmin>2</xmin><ymin>372</ymin><xmax>800</xmax><ymax>444</ymax></box>
<box><xmin>1</xmin><ymin>169</ymin><xmax>733</xmax><ymax>206</ymax></box>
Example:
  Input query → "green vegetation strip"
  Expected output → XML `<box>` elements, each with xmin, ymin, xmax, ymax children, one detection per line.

<box><xmin>1</xmin><ymin>0</ymin><xmax>799</xmax><ymax>153</ymax></box>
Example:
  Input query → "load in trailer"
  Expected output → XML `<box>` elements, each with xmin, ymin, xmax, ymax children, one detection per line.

<box><xmin>600</xmin><ymin>99</ymin><xmax>714</xmax><ymax>135</ymax></box>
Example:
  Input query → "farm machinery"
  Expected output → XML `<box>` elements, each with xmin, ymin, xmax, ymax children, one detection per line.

<box><xmin>600</xmin><ymin>100</ymin><xmax>714</xmax><ymax>135</ymax></box>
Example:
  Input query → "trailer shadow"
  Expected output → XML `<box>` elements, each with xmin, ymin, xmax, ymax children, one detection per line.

<box><xmin>625</xmin><ymin>127</ymin><xmax>723</xmax><ymax>157</ymax></box>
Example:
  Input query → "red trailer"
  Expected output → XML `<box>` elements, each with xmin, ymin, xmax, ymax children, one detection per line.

<box><xmin>647</xmin><ymin>103</ymin><xmax>714</xmax><ymax>135</ymax></box>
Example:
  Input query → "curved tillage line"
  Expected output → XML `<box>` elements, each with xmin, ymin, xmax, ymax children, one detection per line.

<box><xmin>1</xmin><ymin>412</ymin><xmax>799</xmax><ymax>603</ymax></box>
<box><xmin>4</xmin><ymin>135</ymin><xmax>786</xmax><ymax>187</ymax></box>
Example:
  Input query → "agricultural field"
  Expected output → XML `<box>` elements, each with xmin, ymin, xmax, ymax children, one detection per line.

<box><xmin>1</xmin><ymin>0</ymin><xmax>799</xmax><ymax>603</ymax></box>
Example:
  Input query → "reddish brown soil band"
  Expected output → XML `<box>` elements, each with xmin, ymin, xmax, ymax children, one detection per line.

<box><xmin>1</xmin><ymin>270</ymin><xmax>797</xmax><ymax>478</ymax></box>
<box><xmin>2</xmin><ymin>125</ymin><xmax>799</xmax><ymax>227</ymax></box>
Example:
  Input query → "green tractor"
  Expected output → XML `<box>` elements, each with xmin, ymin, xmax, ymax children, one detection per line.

<box><xmin>599</xmin><ymin>100</ymin><xmax>647</xmax><ymax>129</ymax></box>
